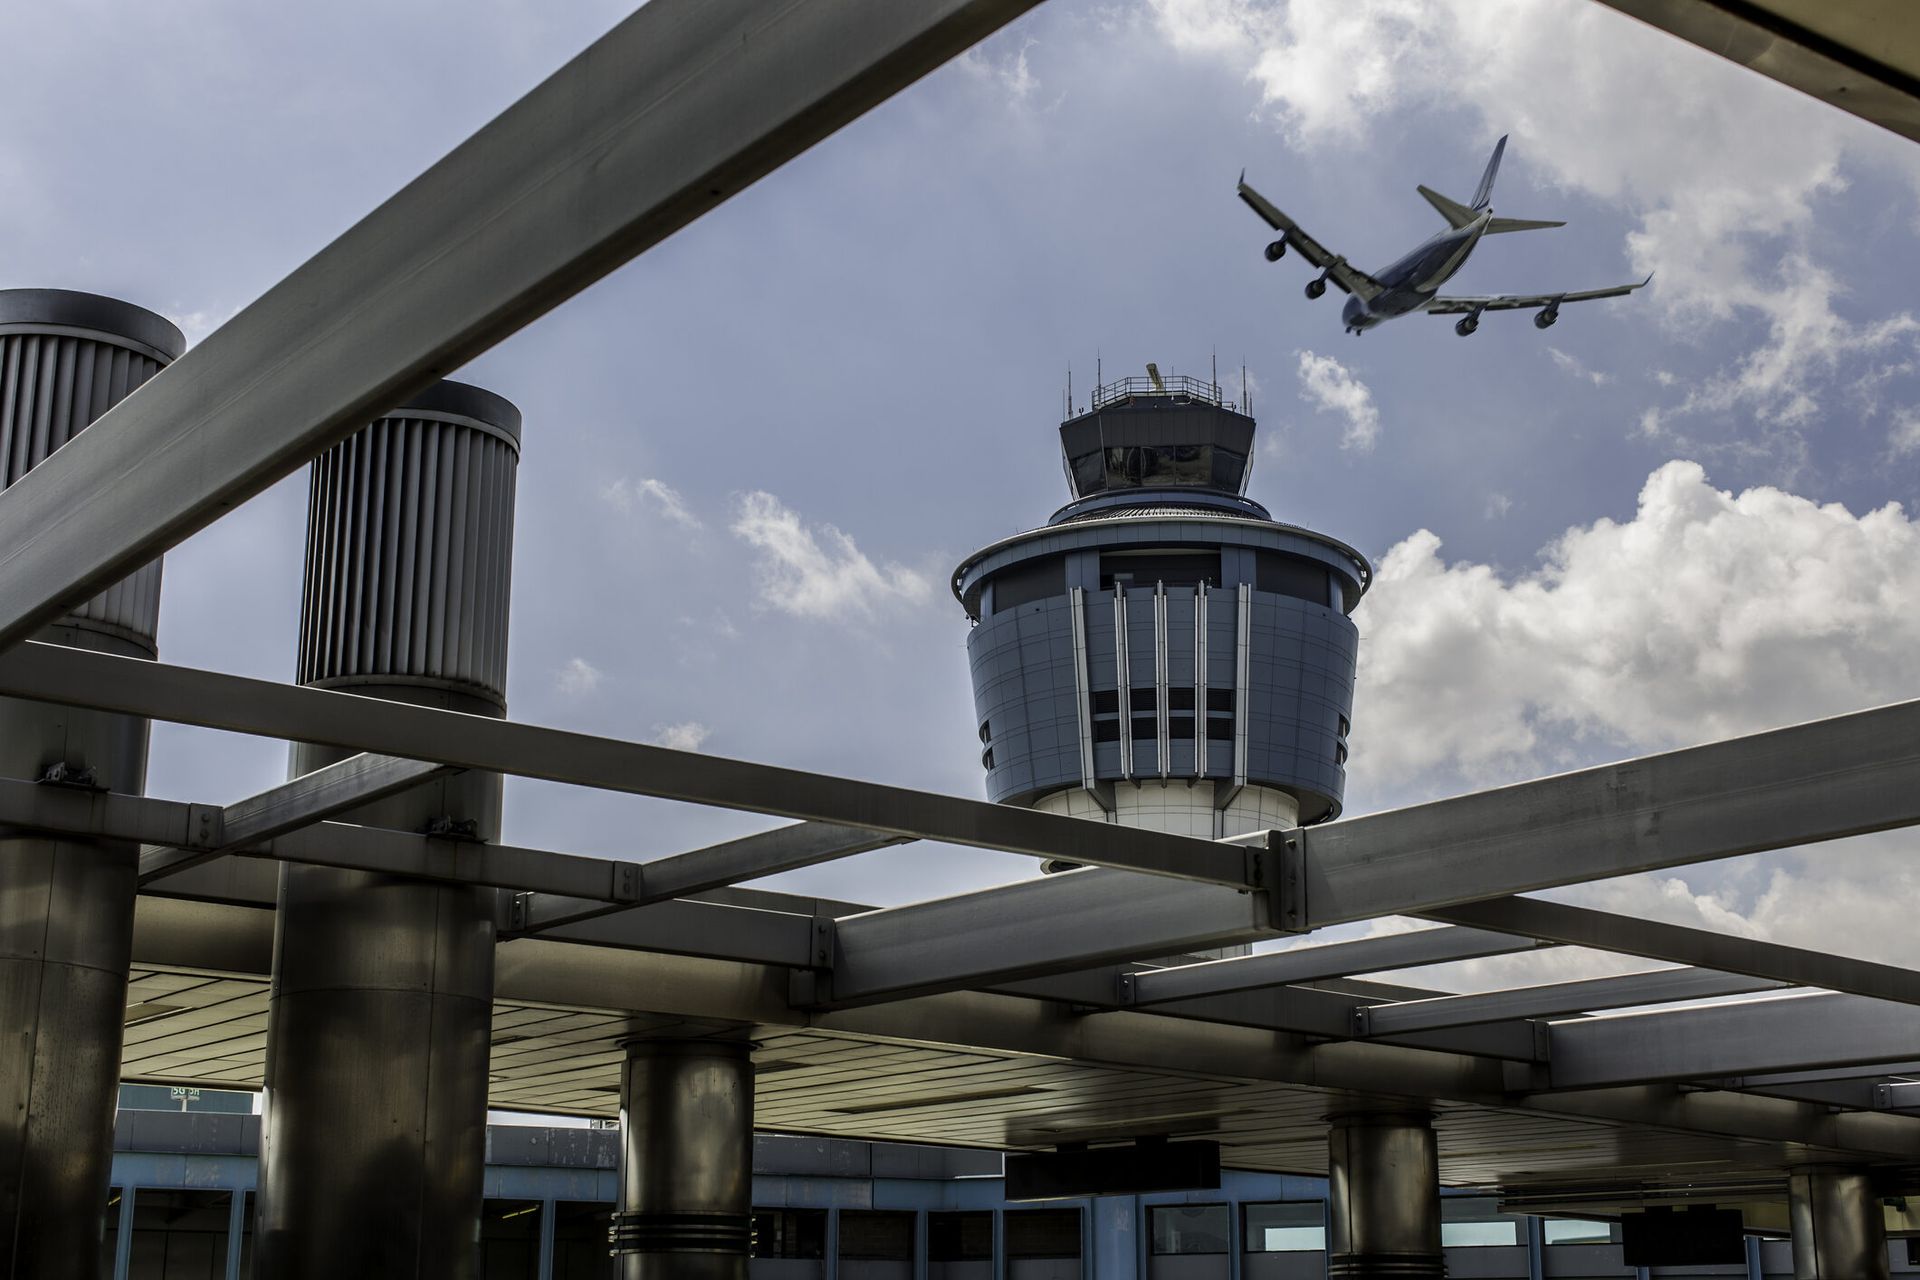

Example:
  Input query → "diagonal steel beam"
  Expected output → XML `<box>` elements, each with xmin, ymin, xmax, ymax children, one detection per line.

<box><xmin>139</xmin><ymin>752</ymin><xmax>457</xmax><ymax>883</ymax></box>
<box><xmin>507</xmin><ymin>821</ymin><xmax>906</xmax><ymax>935</ymax></box>
<box><xmin>0</xmin><ymin>643</ymin><xmax>1248</xmax><ymax>885</ymax></box>
<box><xmin>1355</xmin><ymin>968</ymin><xmax>1786</xmax><ymax>1037</ymax></box>
<box><xmin>1124</xmin><ymin>927</ymin><xmax>1548</xmax><ymax>1007</ymax></box>
<box><xmin>0</xmin><ymin>0</ymin><xmax>1046</xmax><ymax>651</ymax></box>
<box><xmin>1426</xmin><ymin>897</ymin><xmax>1920</xmax><ymax>1007</ymax></box>
<box><xmin>1298</xmin><ymin>693</ymin><xmax>1920</xmax><ymax>929</ymax></box>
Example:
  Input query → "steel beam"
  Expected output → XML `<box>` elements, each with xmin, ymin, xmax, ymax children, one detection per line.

<box><xmin>1357</xmin><ymin>968</ymin><xmax>1785</xmax><ymax>1036</ymax></box>
<box><xmin>506</xmin><ymin>822</ymin><xmax>904</xmax><ymax>934</ymax></box>
<box><xmin>0</xmin><ymin>643</ymin><xmax>1250</xmax><ymax>885</ymax></box>
<box><xmin>0</xmin><ymin>0</ymin><xmax>1047</xmax><ymax>652</ymax></box>
<box><xmin>1125</xmin><ymin>927</ymin><xmax>1546</xmax><ymax>1007</ymax></box>
<box><xmin>1549</xmin><ymin>993</ymin><xmax>1920</xmax><ymax>1087</ymax></box>
<box><xmin>821</xmin><ymin>868</ymin><xmax>1277</xmax><ymax>1007</ymax></box>
<box><xmin>138</xmin><ymin>753</ymin><xmax>456</xmax><ymax>883</ymax></box>
<box><xmin>1296</xmin><ymin>693</ymin><xmax>1920</xmax><ymax>928</ymax></box>
<box><xmin>1427</xmin><ymin>897</ymin><xmax>1920</xmax><ymax>1007</ymax></box>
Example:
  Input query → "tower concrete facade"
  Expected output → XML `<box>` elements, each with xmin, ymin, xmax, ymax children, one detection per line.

<box><xmin>954</xmin><ymin>371</ymin><xmax>1369</xmax><ymax>846</ymax></box>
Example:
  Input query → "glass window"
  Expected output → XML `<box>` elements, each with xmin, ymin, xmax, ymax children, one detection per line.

<box><xmin>1007</xmin><ymin>1208</ymin><xmax>1080</xmax><ymax>1259</ymax></box>
<box><xmin>929</xmin><ymin>1211</ymin><xmax>993</xmax><ymax>1262</ymax></box>
<box><xmin>482</xmin><ymin>1199</ymin><xmax>542</xmax><ymax>1279</ymax></box>
<box><xmin>1243</xmin><ymin>1202</ymin><xmax>1325</xmax><ymax>1253</ymax></box>
<box><xmin>1211</xmin><ymin>448</ymin><xmax>1248</xmax><ymax>492</ymax></box>
<box><xmin>553</xmin><ymin>1202</ymin><xmax>615</xmax><ymax>1279</ymax></box>
<box><xmin>1151</xmin><ymin>1205</ymin><xmax>1232</xmax><ymax>1255</ymax></box>
<box><xmin>1071</xmin><ymin>452</ymin><xmax>1106</xmax><ymax>494</ymax></box>
<box><xmin>840</xmin><ymin>1210</ymin><xmax>915</xmax><ymax>1260</ymax></box>
<box><xmin>1441</xmin><ymin>1197</ymin><xmax>1522</xmax><ymax>1247</ymax></box>
<box><xmin>753</xmin><ymin>1208</ymin><xmax>827</xmax><ymax>1260</ymax></box>
<box><xmin>1544</xmin><ymin>1218</ymin><xmax>1616</xmax><ymax>1245</ymax></box>
<box><xmin>126</xmin><ymin>1189</ymin><xmax>235</xmax><ymax>1280</ymax></box>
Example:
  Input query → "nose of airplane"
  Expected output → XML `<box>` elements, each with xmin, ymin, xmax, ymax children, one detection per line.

<box><xmin>1341</xmin><ymin>295</ymin><xmax>1369</xmax><ymax>327</ymax></box>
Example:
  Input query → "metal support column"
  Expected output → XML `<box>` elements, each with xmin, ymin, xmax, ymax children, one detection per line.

<box><xmin>0</xmin><ymin>289</ymin><xmax>181</xmax><ymax>1276</ymax></box>
<box><xmin>254</xmin><ymin>381</ymin><xmax>521</xmax><ymax>1279</ymax></box>
<box><xmin>1325</xmin><ymin>1111</ymin><xmax>1443</xmax><ymax>1279</ymax></box>
<box><xmin>613</xmin><ymin>1040</ymin><xmax>754</xmax><ymax>1279</ymax></box>
<box><xmin>1789</xmin><ymin>1165</ymin><xmax>1890</xmax><ymax>1280</ymax></box>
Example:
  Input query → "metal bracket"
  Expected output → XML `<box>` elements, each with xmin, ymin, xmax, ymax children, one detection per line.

<box><xmin>506</xmin><ymin>891</ymin><xmax>533</xmax><ymax>932</ymax></box>
<box><xmin>611</xmin><ymin>861</ymin><xmax>643</xmax><ymax>904</ymax></box>
<box><xmin>423</xmin><ymin>815</ymin><xmax>481</xmax><ymax>841</ymax></box>
<box><xmin>1267</xmin><ymin>828</ymin><xmax>1308</xmax><ymax>933</ymax></box>
<box><xmin>1116</xmin><ymin>971</ymin><xmax>1137</xmax><ymax>1006</ymax></box>
<box><xmin>1350</xmin><ymin>1006</ymin><xmax>1372</xmax><ymax>1037</ymax></box>
<box><xmin>183</xmin><ymin>804</ymin><xmax>224</xmax><ymax>851</ymax></box>
<box><xmin>37</xmin><ymin>761</ymin><xmax>101</xmax><ymax>791</ymax></box>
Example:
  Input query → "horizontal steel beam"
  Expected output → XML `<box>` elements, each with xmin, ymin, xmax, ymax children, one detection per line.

<box><xmin>821</xmin><ymin>868</ymin><xmax>1278</xmax><ymax>1007</ymax></box>
<box><xmin>139</xmin><ymin>752</ymin><xmax>456</xmax><ymax>883</ymax></box>
<box><xmin>1427</xmin><ymin>897</ymin><xmax>1920</xmax><ymax>1007</ymax></box>
<box><xmin>1357</xmin><ymin>968</ymin><xmax>1785</xmax><ymax>1037</ymax></box>
<box><xmin>0</xmin><ymin>0</ymin><xmax>1045</xmax><ymax>650</ymax></box>
<box><xmin>1549</xmin><ymin>993</ymin><xmax>1920</xmax><ymax>1087</ymax></box>
<box><xmin>1125</xmin><ymin>927</ymin><xmax>1546</xmax><ymax>1007</ymax></box>
<box><xmin>1298</xmin><ymin>693</ymin><xmax>1920</xmax><ymax>927</ymax></box>
<box><xmin>0</xmin><ymin>642</ymin><xmax>1250</xmax><ymax>885</ymax></box>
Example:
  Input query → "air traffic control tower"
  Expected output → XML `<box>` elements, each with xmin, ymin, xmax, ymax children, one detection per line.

<box><xmin>954</xmin><ymin>370</ymin><xmax>1370</xmax><ymax>842</ymax></box>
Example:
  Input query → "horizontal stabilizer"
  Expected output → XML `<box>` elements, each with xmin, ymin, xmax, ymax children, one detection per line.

<box><xmin>1417</xmin><ymin>185</ymin><xmax>1477</xmax><ymax>229</ymax></box>
<box><xmin>1484</xmin><ymin>215</ymin><xmax>1566</xmax><ymax>234</ymax></box>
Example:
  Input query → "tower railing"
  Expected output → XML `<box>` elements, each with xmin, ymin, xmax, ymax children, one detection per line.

<box><xmin>1088</xmin><ymin>375</ymin><xmax>1226</xmax><ymax>410</ymax></box>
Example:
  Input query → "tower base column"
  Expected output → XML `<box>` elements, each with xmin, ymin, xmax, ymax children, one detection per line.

<box><xmin>614</xmin><ymin>1040</ymin><xmax>754</xmax><ymax>1280</ymax></box>
<box><xmin>1790</xmin><ymin>1165</ymin><xmax>1889</xmax><ymax>1280</ymax></box>
<box><xmin>1326</xmin><ymin>1110</ymin><xmax>1443</xmax><ymax>1279</ymax></box>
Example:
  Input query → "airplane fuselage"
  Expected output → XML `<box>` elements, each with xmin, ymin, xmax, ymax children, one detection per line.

<box><xmin>1341</xmin><ymin>213</ymin><xmax>1489</xmax><ymax>332</ymax></box>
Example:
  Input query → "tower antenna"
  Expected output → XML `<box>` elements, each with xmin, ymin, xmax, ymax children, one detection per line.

<box><xmin>1242</xmin><ymin>363</ymin><xmax>1248</xmax><ymax>415</ymax></box>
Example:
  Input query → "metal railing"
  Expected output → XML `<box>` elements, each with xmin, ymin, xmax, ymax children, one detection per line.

<box><xmin>1089</xmin><ymin>374</ymin><xmax>1226</xmax><ymax>410</ymax></box>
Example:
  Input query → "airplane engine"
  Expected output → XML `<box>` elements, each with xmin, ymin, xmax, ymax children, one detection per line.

<box><xmin>1264</xmin><ymin>239</ymin><xmax>1287</xmax><ymax>262</ymax></box>
<box><xmin>1534</xmin><ymin>307</ymin><xmax>1559</xmax><ymax>329</ymax></box>
<box><xmin>1455</xmin><ymin>317</ymin><xmax>1478</xmax><ymax>336</ymax></box>
<box><xmin>1305</xmin><ymin>277</ymin><xmax>1328</xmax><ymax>300</ymax></box>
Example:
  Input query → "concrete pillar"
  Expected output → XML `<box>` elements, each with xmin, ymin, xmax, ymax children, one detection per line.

<box><xmin>613</xmin><ymin>1039</ymin><xmax>755</xmax><ymax>1280</ymax></box>
<box><xmin>1325</xmin><ymin>1111</ymin><xmax>1443</xmax><ymax>1279</ymax></box>
<box><xmin>0</xmin><ymin>288</ymin><xmax>183</xmax><ymax>1275</ymax></box>
<box><xmin>253</xmin><ymin>381</ymin><xmax>521</xmax><ymax>1279</ymax></box>
<box><xmin>1789</xmin><ymin>1165</ymin><xmax>1889</xmax><ymax>1280</ymax></box>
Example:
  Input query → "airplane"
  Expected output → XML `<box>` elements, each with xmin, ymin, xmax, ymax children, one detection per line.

<box><xmin>1237</xmin><ymin>135</ymin><xmax>1649</xmax><ymax>336</ymax></box>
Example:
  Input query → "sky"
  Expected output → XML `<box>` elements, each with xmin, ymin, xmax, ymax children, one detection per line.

<box><xmin>8</xmin><ymin>0</ymin><xmax>1920</xmax><ymax>987</ymax></box>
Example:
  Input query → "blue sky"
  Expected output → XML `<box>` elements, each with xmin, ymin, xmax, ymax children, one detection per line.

<box><xmin>8</xmin><ymin>0</ymin><xmax>1920</xmax><ymax>975</ymax></box>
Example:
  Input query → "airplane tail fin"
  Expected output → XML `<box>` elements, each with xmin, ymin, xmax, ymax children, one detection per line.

<box><xmin>1483</xmin><ymin>215</ymin><xmax>1566</xmax><ymax>234</ymax></box>
<box><xmin>1470</xmin><ymin>135</ymin><xmax>1507</xmax><ymax>209</ymax></box>
<box><xmin>1417</xmin><ymin>185</ymin><xmax>1478</xmax><ymax>229</ymax></box>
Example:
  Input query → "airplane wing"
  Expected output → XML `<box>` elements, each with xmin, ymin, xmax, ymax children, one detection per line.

<box><xmin>1237</xmin><ymin>174</ymin><xmax>1385</xmax><ymax>300</ymax></box>
<box><xmin>1425</xmin><ymin>274</ymin><xmax>1653</xmax><ymax>314</ymax></box>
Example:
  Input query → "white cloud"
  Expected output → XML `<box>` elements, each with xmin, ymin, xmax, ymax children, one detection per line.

<box><xmin>1294</xmin><ymin>349</ymin><xmax>1379</xmax><ymax>450</ymax></box>
<box><xmin>604</xmin><ymin>476</ymin><xmax>702</xmax><ymax>529</ymax></box>
<box><xmin>1887</xmin><ymin>407</ymin><xmax>1920</xmax><ymax>457</ymax></box>
<box><xmin>1482</xmin><ymin>492</ymin><xmax>1511</xmax><ymax>520</ymax></box>
<box><xmin>554</xmin><ymin>657</ymin><xmax>602</xmax><ymax>696</ymax></box>
<box><xmin>651</xmin><ymin>721</ymin><xmax>712</xmax><ymax>752</ymax></box>
<box><xmin>731</xmin><ymin>491</ymin><xmax>932</xmax><ymax>620</ymax></box>
<box><xmin>1354</xmin><ymin>459</ymin><xmax>1920</xmax><ymax>793</ymax></box>
<box><xmin>1151</xmin><ymin>0</ymin><xmax>1920</xmax><ymax>457</ymax></box>
<box><xmin>1547</xmin><ymin>346</ymin><xmax>1609</xmax><ymax>386</ymax></box>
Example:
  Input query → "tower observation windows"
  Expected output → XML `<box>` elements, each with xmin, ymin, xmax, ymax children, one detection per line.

<box><xmin>1067</xmin><ymin>444</ymin><xmax>1248</xmax><ymax>494</ymax></box>
<box><xmin>1100</xmin><ymin>551</ymin><xmax>1217</xmax><ymax>592</ymax></box>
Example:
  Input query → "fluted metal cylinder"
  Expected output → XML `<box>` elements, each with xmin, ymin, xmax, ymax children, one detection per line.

<box><xmin>1790</xmin><ymin>1165</ymin><xmax>1889</xmax><ymax>1280</ymax></box>
<box><xmin>255</xmin><ymin>381</ymin><xmax>519</xmax><ymax>1280</ymax></box>
<box><xmin>1326</xmin><ymin>1111</ymin><xmax>1443</xmax><ymax>1279</ymax></box>
<box><xmin>615</xmin><ymin>1040</ymin><xmax>755</xmax><ymax>1280</ymax></box>
<box><xmin>0</xmin><ymin>288</ymin><xmax>183</xmax><ymax>1274</ymax></box>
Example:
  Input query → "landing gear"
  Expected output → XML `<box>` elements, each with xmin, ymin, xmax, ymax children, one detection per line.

<box><xmin>1305</xmin><ymin>276</ymin><xmax>1328</xmax><ymax>300</ymax></box>
<box><xmin>1454</xmin><ymin>316</ymin><xmax>1479</xmax><ymax>337</ymax></box>
<box><xmin>1264</xmin><ymin>239</ymin><xmax>1288</xmax><ymax>262</ymax></box>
